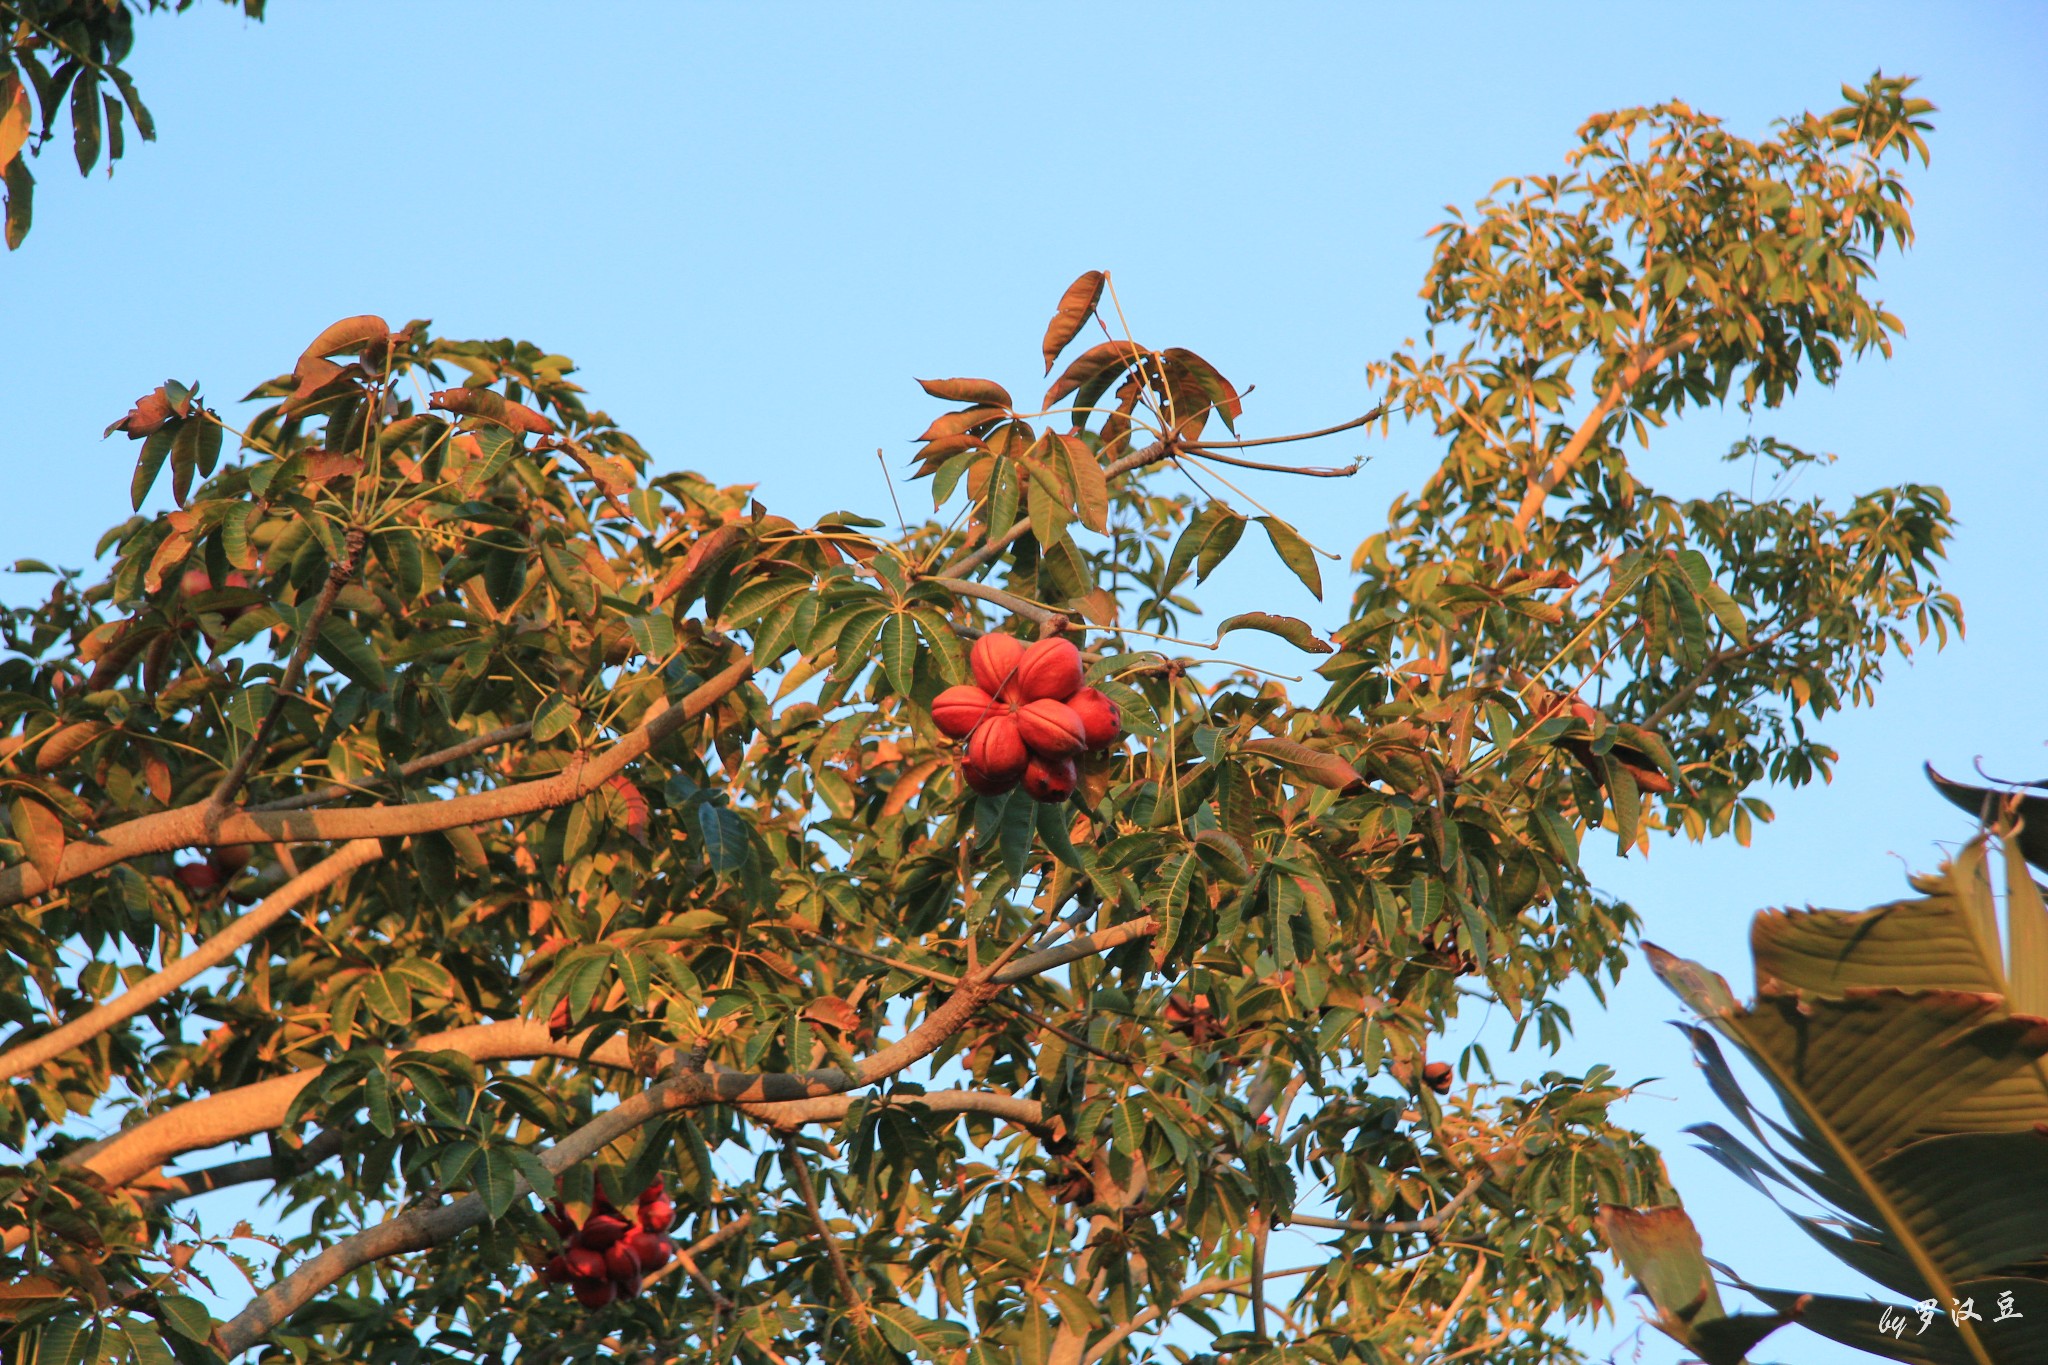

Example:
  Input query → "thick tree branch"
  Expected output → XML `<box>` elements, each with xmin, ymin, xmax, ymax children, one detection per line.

<box><xmin>211</xmin><ymin>921</ymin><xmax>1159</xmax><ymax>1352</ymax></box>
<box><xmin>0</xmin><ymin>840</ymin><xmax>382</xmax><ymax>1082</ymax></box>
<box><xmin>1508</xmin><ymin>333</ymin><xmax>1699</xmax><ymax>536</ymax></box>
<box><xmin>0</xmin><ymin>653</ymin><xmax>754</xmax><ymax>906</ymax></box>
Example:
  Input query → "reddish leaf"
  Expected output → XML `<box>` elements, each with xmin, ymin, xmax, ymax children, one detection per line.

<box><xmin>652</xmin><ymin>523</ymin><xmax>747</xmax><ymax>608</ymax></box>
<box><xmin>1044</xmin><ymin>340</ymin><xmax>1145</xmax><ymax>412</ymax></box>
<box><xmin>301</xmin><ymin>315</ymin><xmax>392</xmax><ymax>361</ymax></box>
<box><xmin>1214</xmin><ymin>612</ymin><xmax>1333</xmax><ymax>654</ymax></box>
<box><xmin>1161</xmin><ymin>347</ymin><xmax>1243</xmax><ymax>433</ymax></box>
<box><xmin>428</xmin><ymin>388</ymin><xmax>556</xmax><ymax>436</ymax></box>
<box><xmin>1041</xmin><ymin>270</ymin><xmax>1105</xmax><ymax>374</ymax></box>
<box><xmin>917</xmin><ymin>377</ymin><xmax>1013</xmax><ymax>409</ymax></box>
<box><xmin>1241</xmin><ymin>737</ymin><xmax>1363</xmax><ymax>793</ymax></box>
<box><xmin>105</xmin><ymin>387</ymin><xmax>174</xmax><ymax>439</ymax></box>
<box><xmin>8</xmin><ymin>794</ymin><xmax>64</xmax><ymax>884</ymax></box>
<box><xmin>914</xmin><ymin>407</ymin><xmax>1008</xmax><ymax>444</ymax></box>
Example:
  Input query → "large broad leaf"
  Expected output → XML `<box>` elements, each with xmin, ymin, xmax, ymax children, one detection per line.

<box><xmin>1746</xmin><ymin>1279</ymin><xmax>2048</xmax><ymax>1365</ymax></box>
<box><xmin>1929</xmin><ymin>766</ymin><xmax>2048</xmax><ymax>875</ymax></box>
<box><xmin>1596</xmin><ymin>1204</ymin><xmax>1795</xmax><ymax>1365</ymax></box>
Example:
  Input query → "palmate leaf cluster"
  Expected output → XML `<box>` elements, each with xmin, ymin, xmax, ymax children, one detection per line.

<box><xmin>0</xmin><ymin>74</ymin><xmax>1958</xmax><ymax>1365</ymax></box>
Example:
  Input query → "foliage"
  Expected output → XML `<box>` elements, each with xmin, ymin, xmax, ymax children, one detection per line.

<box><xmin>0</xmin><ymin>75</ymin><xmax>1956</xmax><ymax>1365</ymax></box>
<box><xmin>1615</xmin><ymin>778</ymin><xmax>2048</xmax><ymax>1365</ymax></box>
<box><xmin>0</xmin><ymin>0</ymin><xmax>262</xmax><ymax>249</ymax></box>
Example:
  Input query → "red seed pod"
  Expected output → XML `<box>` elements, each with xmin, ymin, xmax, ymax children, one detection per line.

<box><xmin>543</xmin><ymin>1201</ymin><xmax>579</xmax><ymax>1240</ymax></box>
<box><xmin>1014</xmin><ymin>636</ymin><xmax>1084</xmax><ymax>702</ymax></box>
<box><xmin>626</xmin><ymin>1230</ymin><xmax>674</xmax><ymax>1273</ymax></box>
<box><xmin>1015</xmin><ymin>698</ymin><xmax>1087</xmax><ymax>759</ymax></box>
<box><xmin>967</xmin><ymin>714</ymin><xmax>1029</xmax><ymax>782</ymax></box>
<box><xmin>174</xmin><ymin>862</ymin><xmax>225</xmax><ymax>894</ymax></box>
<box><xmin>930</xmin><ymin>684</ymin><xmax>1001</xmax><ymax>740</ymax></box>
<box><xmin>1021</xmin><ymin>753</ymin><xmax>1078</xmax><ymax>803</ymax></box>
<box><xmin>540</xmin><ymin>1253</ymin><xmax>573</xmax><ymax>1284</ymax></box>
<box><xmin>563</xmin><ymin>1246</ymin><xmax>607</xmax><ymax>1280</ymax></box>
<box><xmin>572</xmin><ymin>1275</ymin><xmax>617</xmax><ymax>1309</ymax></box>
<box><xmin>969</xmin><ymin>632</ymin><xmax>1027</xmax><ymax>698</ymax></box>
<box><xmin>960</xmin><ymin>759</ymin><xmax>1014</xmax><ymax>796</ymax></box>
<box><xmin>1065</xmin><ymin>687</ymin><xmax>1123</xmax><ymax>750</ymax></box>
<box><xmin>604</xmin><ymin>1240</ymin><xmax>643</xmax><ymax>1282</ymax></box>
<box><xmin>179</xmin><ymin>568</ymin><xmax>214</xmax><ymax>599</ymax></box>
<box><xmin>1422</xmin><ymin>1061</ymin><xmax>1454</xmax><ymax>1095</ymax></box>
<box><xmin>576</xmin><ymin>1212</ymin><xmax>632</xmax><ymax>1251</ymax></box>
<box><xmin>638</xmin><ymin>1196</ymin><xmax>677</xmax><ymax>1234</ymax></box>
<box><xmin>637</xmin><ymin>1178</ymin><xmax>666</xmax><ymax>1205</ymax></box>
<box><xmin>547</xmin><ymin>996</ymin><xmax>573</xmax><ymax>1039</ymax></box>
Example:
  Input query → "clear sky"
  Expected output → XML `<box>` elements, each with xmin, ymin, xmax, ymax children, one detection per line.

<box><xmin>4</xmin><ymin>4</ymin><xmax>2045</xmax><ymax>1362</ymax></box>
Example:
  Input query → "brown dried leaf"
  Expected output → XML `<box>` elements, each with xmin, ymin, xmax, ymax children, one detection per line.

<box><xmin>8</xmin><ymin>794</ymin><xmax>64</xmax><ymax>883</ymax></box>
<box><xmin>917</xmin><ymin>377</ymin><xmax>1013</xmax><ymax>409</ymax></box>
<box><xmin>1044</xmin><ymin>340</ymin><xmax>1145</xmax><ymax>412</ymax></box>
<box><xmin>301</xmin><ymin>315</ymin><xmax>392</xmax><ymax>362</ymax></box>
<box><xmin>1241</xmin><ymin>737</ymin><xmax>1363</xmax><ymax>793</ymax></box>
<box><xmin>105</xmin><ymin>387</ymin><xmax>175</xmax><ymax>439</ymax></box>
<box><xmin>1041</xmin><ymin>270</ymin><xmax>1105</xmax><ymax>374</ymax></box>
<box><xmin>428</xmin><ymin>388</ymin><xmax>556</xmax><ymax>436</ymax></box>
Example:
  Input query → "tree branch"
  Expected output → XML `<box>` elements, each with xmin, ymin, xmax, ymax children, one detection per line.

<box><xmin>1508</xmin><ymin>333</ymin><xmax>1699</xmax><ymax>536</ymax></box>
<box><xmin>1280</xmin><ymin>1172</ymin><xmax>1487</xmax><ymax>1236</ymax></box>
<box><xmin>0</xmin><ymin>653</ymin><xmax>754</xmax><ymax>906</ymax></box>
<box><xmin>207</xmin><ymin>527</ymin><xmax>366</xmax><ymax>819</ymax></box>
<box><xmin>1076</xmin><ymin>1264</ymin><xmax>1321</xmax><ymax>1365</ymax></box>
<box><xmin>0</xmin><ymin>840</ymin><xmax>382</xmax><ymax>1082</ymax></box>
<box><xmin>781</xmin><ymin>1132</ymin><xmax>864</xmax><ymax>1311</ymax></box>
<box><xmin>248</xmin><ymin>720</ymin><xmax>531</xmax><ymax>814</ymax></box>
<box><xmin>210</xmin><ymin>920</ymin><xmax>1160</xmax><ymax>1351</ymax></box>
<box><xmin>1176</xmin><ymin>407</ymin><xmax>1387</xmax><ymax>450</ymax></box>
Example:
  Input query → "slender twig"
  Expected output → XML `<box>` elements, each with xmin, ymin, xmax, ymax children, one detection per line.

<box><xmin>1178</xmin><ymin>447</ymin><xmax>1362</xmax><ymax>477</ymax></box>
<box><xmin>207</xmin><ymin>527</ymin><xmax>366</xmax><ymax>820</ymax></box>
<box><xmin>991</xmin><ymin>998</ymin><xmax>1134</xmax><ymax>1067</ymax></box>
<box><xmin>782</xmin><ymin>1133</ymin><xmax>865</xmax><ymax>1312</ymax></box>
<box><xmin>250</xmin><ymin>721</ymin><xmax>531</xmax><ymax>813</ymax></box>
<box><xmin>1281</xmin><ymin>1172</ymin><xmax>1487</xmax><ymax>1236</ymax></box>
<box><xmin>1178</xmin><ymin>406</ymin><xmax>1387</xmax><ymax>450</ymax></box>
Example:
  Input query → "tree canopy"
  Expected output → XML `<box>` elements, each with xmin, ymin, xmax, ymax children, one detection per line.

<box><xmin>0</xmin><ymin>72</ymin><xmax>1953</xmax><ymax>1365</ymax></box>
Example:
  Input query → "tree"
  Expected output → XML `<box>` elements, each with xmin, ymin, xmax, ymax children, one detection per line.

<box><xmin>0</xmin><ymin>0</ymin><xmax>262</xmax><ymax>250</ymax></box>
<box><xmin>1608</xmin><ymin>772</ymin><xmax>2048</xmax><ymax>1365</ymax></box>
<box><xmin>0</xmin><ymin>74</ymin><xmax>1953</xmax><ymax>1365</ymax></box>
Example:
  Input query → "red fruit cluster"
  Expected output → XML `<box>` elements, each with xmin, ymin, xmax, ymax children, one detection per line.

<box><xmin>538</xmin><ymin>1180</ymin><xmax>677</xmax><ymax>1308</ymax></box>
<box><xmin>930</xmin><ymin>634</ymin><xmax>1122</xmax><ymax>802</ymax></box>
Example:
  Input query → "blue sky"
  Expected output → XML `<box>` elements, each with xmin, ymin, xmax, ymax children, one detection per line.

<box><xmin>4</xmin><ymin>3</ymin><xmax>2045</xmax><ymax>1361</ymax></box>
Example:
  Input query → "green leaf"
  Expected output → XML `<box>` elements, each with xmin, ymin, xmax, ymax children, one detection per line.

<box><xmin>131</xmin><ymin>425</ymin><xmax>175</xmax><ymax>509</ymax></box>
<box><xmin>881</xmin><ymin>610</ymin><xmax>918</xmax><ymax>697</ymax></box>
<box><xmin>363</xmin><ymin>1064</ymin><xmax>396</xmax><ymax>1135</ymax></box>
<box><xmin>362</xmin><ymin>970</ymin><xmax>412</xmax><ymax>1026</ymax></box>
<box><xmin>699</xmin><ymin>804</ymin><xmax>749</xmax><ymax>874</ymax></box>
<box><xmin>1112</xmin><ymin>1099</ymin><xmax>1145</xmax><ymax>1154</ymax></box>
<box><xmin>316</xmin><ymin>617</ymin><xmax>388</xmax><ymax>690</ymax></box>
<box><xmin>1213</xmin><ymin>612</ymin><xmax>1332</xmax><ymax>654</ymax></box>
<box><xmin>70</xmin><ymin>70</ymin><xmax>101</xmax><ymax>175</ymax></box>
<box><xmin>474</xmin><ymin>1144</ymin><xmax>521</xmax><ymax>1221</ymax></box>
<box><xmin>509</xmin><ymin>1145</ymin><xmax>557</xmax><ymax>1200</ymax></box>
<box><xmin>224</xmin><ymin>682</ymin><xmax>274</xmax><ymax>736</ymax></box>
<box><xmin>155</xmin><ymin>1295</ymin><xmax>213</xmax><ymax>1344</ymax></box>
<box><xmin>532</xmin><ymin>691</ymin><xmax>579</xmax><ymax>743</ymax></box>
<box><xmin>1257</xmin><ymin>515</ymin><xmax>1323</xmax><ymax>599</ymax></box>
<box><xmin>624</xmin><ymin>612</ymin><xmax>676</xmax><ymax>659</ymax></box>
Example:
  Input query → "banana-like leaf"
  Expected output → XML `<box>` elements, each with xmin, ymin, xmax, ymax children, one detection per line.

<box><xmin>1597</xmin><ymin>1204</ymin><xmax>1798</xmax><ymax>1365</ymax></box>
<box><xmin>1928</xmin><ymin>765</ymin><xmax>2048</xmax><ymax>875</ymax></box>
<box><xmin>1644</xmin><ymin>831</ymin><xmax>2048</xmax><ymax>1365</ymax></box>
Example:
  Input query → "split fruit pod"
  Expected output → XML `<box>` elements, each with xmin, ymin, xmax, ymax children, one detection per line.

<box><xmin>573</xmin><ymin>1276</ymin><xmax>618</xmax><ymax>1309</ymax></box>
<box><xmin>1021</xmin><ymin>753</ymin><xmax>1078</xmax><ymax>803</ymax></box>
<box><xmin>1015</xmin><ymin>698</ymin><xmax>1087</xmax><ymax>759</ymax></box>
<box><xmin>960</xmin><ymin>759</ymin><xmax>1014</xmax><ymax>796</ymax></box>
<box><xmin>1065</xmin><ymin>687</ymin><xmax>1122</xmax><ymax>750</ymax></box>
<box><xmin>968</xmin><ymin>714</ymin><xmax>1029</xmax><ymax>782</ymax></box>
<box><xmin>1014</xmin><ymin>636</ymin><xmax>1084</xmax><ymax>702</ymax></box>
<box><xmin>930</xmin><ymin>684</ymin><xmax>1002</xmax><ymax>740</ymax></box>
<box><xmin>969</xmin><ymin>632</ymin><xmax>1027</xmax><ymax>698</ymax></box>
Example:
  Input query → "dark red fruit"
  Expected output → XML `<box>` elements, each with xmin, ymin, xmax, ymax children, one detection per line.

<box><xmin>174</xmin><ymin>862</ymin><xmax>225</xmax><ymax>894</ymax></box>
<box><xmin>930</xmin><ymin>684</ymin><xmax>1001</xmax><ymax>740</ymax></box>
<box><xmin>576</xmin><ymin>1213</ymin><xmax>631</xmax><ymax>1251</ymax></box>
<box><xmin>968</xmin><ymin>714</ymin><xmax>1029</xmax><ymax>782</ymax></box>
<box><xmin>1422</xmin><ymin>1061</ymin><xmax>1454</xmax><ymax>1094</ymax></box>
<box><xmin>625</xmin><ymin>1230</ymin><xmax>673</xmax><ymax>1272</ymax></box>
<box><xmin>547</xmin><ymin>996</ymin><xmax>573</xmax><ymax>1039</ymax></box>
<box><xmin>638</xmin><ymin>1197</ymin><xmax>676</xmax><ymax>1235</ymax></box>
<box><xmin>572</xmin><ymin>1276</ymin><xmax>616</xmax><ymax>1309</ymax></box>
<box><xmin>563</xmin><ymin>1246</ymin><xmax>606</xmax><ymax>1280</ymax></box>
<box><xmin>540</xmin><ymin>1253</ymin><xmax>573</xmax><ymax>1283</ymax></box>
<box><xmin>961</xmin><ymin>759</ymin><xmax>1014</xmax><ymax>796</ymax></box>
<box><xmin>1066</xmin><ymin>687</ymin><xmax>1122</xmax><ymax>750</ymax></box>
<box><xmin>1014</xmin><ymin>636</ymin><xmax>1084</xmax><ymax>702</ymax></box>
<box><xmin>969</xmin><ymin>632</ymin><xmax>1026</xmax><ymax>698</ymax></box>
<box><xmin>603</xmin><ymin>1240</ymin><xmax>642</xmax><ymax>1282</ymax></box>
<box><xmin>1021</xmin><ymin>753</ymin><xmax>1077</xmax><ymax>803</ymax></box>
